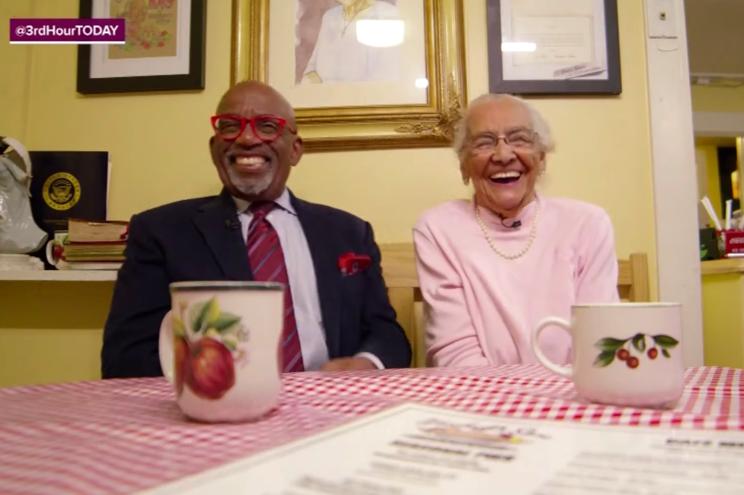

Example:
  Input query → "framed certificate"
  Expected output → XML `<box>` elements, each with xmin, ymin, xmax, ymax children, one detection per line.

<box><xmin>487</xmin><ymin>0</ymin><xmax>621</xmax><ymax>95</ymax></box>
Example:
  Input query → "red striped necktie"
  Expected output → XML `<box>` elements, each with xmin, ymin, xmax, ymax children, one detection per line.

<box><xmin>246</xmin><ymin>201</ymin><xmax>304</xmax><ymax>372</ymax></box>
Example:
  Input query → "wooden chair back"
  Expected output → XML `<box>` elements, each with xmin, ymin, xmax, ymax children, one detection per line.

<box><xmin>617</xmin><ymin>253</ymin><xmax>651</xmax><ymax>302</ymax></box>
<box><xmin>378</xmin><ymin>243</ymin><xmax>424</xmax><ymax>366</ymax></box>
<box><xmin>379</xmin><ymin>243</ymin><xmax>651</xmax><ymax>368</ymax></box>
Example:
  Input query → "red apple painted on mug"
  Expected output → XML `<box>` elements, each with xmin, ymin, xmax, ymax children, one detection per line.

<box><xmin>187</xmin><ymin>337</ymin><xmax>236</xmax><ymax>399</ymax></box>
<box><xmin>174</xmin><ymin>336</ymin><xmax>190</xmax><ymax>395</ymax></box>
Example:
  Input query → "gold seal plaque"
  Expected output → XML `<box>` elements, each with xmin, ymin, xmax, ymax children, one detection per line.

<box><xmin>42</xmin><ymin>172</ymin><xmax>81</xmax><ymax>211</ymax></box>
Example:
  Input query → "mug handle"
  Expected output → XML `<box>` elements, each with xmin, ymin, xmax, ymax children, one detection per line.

<box><xmin>45</xmin><ymin>239</ymin><xmax>60</xmax><ymax>267</ymax></box>
<box><xmin>531</xmin><ymin>317</ymin><xmax>573</xmax><ymax>379</ymax></box>
<box><xmin>158</xmin><ymin>311</ymin><xmax>174</xmax><ymax>383</ymax></box>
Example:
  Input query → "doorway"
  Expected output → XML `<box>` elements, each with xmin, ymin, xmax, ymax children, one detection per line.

<box><xmin>686</xmin><ymin>0</ymin><xmax>744</xmax><ymax>225</ymax></box>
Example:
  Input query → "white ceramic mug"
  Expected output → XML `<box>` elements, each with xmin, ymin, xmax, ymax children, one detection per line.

<box><xmin>159</xmin><ymin>281</ymin><xmax>285</xmax><ymax>422</ymax></box>
<box><xmin>532</xmin><ymin>303</ymin><xmax>684</xmax><ymax>408</ymax></box>
<box><xmin>45</xmin><ymin>231</ymin><xmax>67</xmax><ymax>267</ymax></box>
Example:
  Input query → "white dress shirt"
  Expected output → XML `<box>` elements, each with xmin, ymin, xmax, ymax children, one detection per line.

<box><xmin>302</xmin><ymin>2</ymin><xmax>401</xmax><ymax>83</ymax></box>
<box><xmin>235</xmin><ymin>189</ymin><xmax>383</xmax><ymax>370</ymax></box>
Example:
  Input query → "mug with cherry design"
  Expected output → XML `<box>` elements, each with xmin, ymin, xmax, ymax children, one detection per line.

<box><xmin>531</xmin><ymin>303</ymin><xmax>684</xmax><ymax>408</ymax></box>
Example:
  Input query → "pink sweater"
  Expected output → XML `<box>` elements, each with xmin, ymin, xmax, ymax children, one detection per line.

<box><xmin>413</xmin><ymin>195</ymin><xmax>619</xmax><ymax>367</ymax></box>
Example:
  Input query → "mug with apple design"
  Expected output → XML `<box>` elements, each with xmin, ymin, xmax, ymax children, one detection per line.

<box><xmin>160</xmin><ymin>281</ymin><xmax>285</xmax><ymax>422</ymax></box>
<box><xmin>531</xmin><ymin>303</ymin><xmax>684</xmax><ymax>408</ymax></box>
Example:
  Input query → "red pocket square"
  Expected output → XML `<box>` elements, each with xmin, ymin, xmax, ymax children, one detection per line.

<box><xmin>338</xmin><ymin>252</ymin><xmax>371</xmax><ymax>276</ymax></box>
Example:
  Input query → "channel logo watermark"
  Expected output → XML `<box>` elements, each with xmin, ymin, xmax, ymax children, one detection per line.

<box><xmin>10</xmin><ymin>18</ymin><xmax>125</xmax><ymax>44</ymax></box>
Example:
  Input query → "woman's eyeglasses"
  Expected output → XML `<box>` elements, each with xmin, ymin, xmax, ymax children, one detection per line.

<box><xmin>469</xmin><ymin>128</ymin><xmax>539</xmax><ymax>154</ymax></box>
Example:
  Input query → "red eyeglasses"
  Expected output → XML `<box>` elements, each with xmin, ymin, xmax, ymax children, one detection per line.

<box><xmin>210</xmin><ymin>114</ymin><xmax>297</xmax><ymax>142</ymax></box>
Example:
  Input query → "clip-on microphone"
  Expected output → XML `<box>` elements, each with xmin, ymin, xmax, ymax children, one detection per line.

<box><xmin>501</xmin><ymin>218</ymin><xmax>521</xmax><ymax>229</ymax></box>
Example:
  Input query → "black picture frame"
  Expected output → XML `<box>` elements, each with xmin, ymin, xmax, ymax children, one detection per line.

<box><xmin>77</xmin><ymin>0</ymin><xmax>206</xmax><ymax>94</ymax></box>
<box><xmin>486</xmin><ymin>0</ymin><xmax>621</xmax><ymax>95</ymax></box>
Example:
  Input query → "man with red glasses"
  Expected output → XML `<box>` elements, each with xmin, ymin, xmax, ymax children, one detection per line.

<box><xmin>102</xmin><ymin>81</ymin><xmax>411</xmax><ymax>378</ymax></box>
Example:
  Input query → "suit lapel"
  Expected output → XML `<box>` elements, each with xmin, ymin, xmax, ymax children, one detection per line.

<box><xmin>193</xmin><ymin>190</ymin><xmax>253</xmax><ymax>281</ymax></box>
<box><xmin>292</xmin><ymin>194</ymin><xmax>341</xmax><ymax>356</ymax></box>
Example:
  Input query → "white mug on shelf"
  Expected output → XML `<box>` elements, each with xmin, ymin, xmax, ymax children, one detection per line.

<box><xmin>44</xmin><ymin>232</ymin><xmax>67</xmax><ymax>268</ymax></box>
<box><xmin>531</xmin><ymin>303</ymin><xmax>684</xmax><ymax>408</ymax></box>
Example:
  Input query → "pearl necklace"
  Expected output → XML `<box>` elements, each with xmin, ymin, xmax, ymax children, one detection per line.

<box><xmin>473</xmin><ymin>200</ymin><xmax>540</xmax><ymax>260</ymax></box>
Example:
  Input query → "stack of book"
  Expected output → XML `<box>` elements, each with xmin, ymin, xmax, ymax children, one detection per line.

<box><xmin>57</xmin><ymin>218</ymin><xmax>128</xmax><ymax>270</ymax></box>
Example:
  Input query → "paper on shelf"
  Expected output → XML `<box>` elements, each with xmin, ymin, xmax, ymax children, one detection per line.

<box><xmin>701</xmin><ymin>196</ymin><xmax>723</xmax><ymax>231</ymax></box>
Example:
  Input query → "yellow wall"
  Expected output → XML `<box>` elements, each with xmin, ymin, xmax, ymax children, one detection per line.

<box><xmin>0</xmin><ymin>281</ymin><xmax>111</xmax><ymax>384</ymax></box>
<box><xmin>690</xmin><ymin>83</ymin><xmax>744</xmax><ymax>224</ymax></box>
<box><xmin>697</xmin><ymin>144</ymin><xmax>723</xmax><ymax>219</ymax></box>
<box><xmin>691</xmin><ymin>85</ymin><xmax>744</xmax><ymax>113</ymax></box>
<box><xmin>0</xmin><ymin>0</ymin><xmax>658</xmax><ymax>385</ymax></box>
<box><xmin>1</xmin><ymin>0</ymin><xmax>656</xmax><ymax>254</ymax></box>
<box><xmin>701</xmin><ymin>270</ymin><xmax>744</xmax><ymax>368</ymax></box>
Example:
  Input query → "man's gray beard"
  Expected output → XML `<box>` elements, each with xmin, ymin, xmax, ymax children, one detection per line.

<box><xmin>226</xmin><ymin>167</ymin><xmax>273</xmax><ymax>197</ymax></box>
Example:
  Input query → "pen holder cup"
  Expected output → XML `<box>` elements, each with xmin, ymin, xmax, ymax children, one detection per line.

<box><xmin>718</xmin><ymin>229</ymin><xmax>744</xmax><ymax>257</ymax></box>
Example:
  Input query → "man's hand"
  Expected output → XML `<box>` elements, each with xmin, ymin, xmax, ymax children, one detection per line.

<box><xmin>319</xmin><ymin>357</ymin><xmax>377</xmax><ymax>372</ymax></box>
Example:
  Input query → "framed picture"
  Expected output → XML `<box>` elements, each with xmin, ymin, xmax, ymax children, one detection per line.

<box><xmin>486</xmin><ymin>0</ymin><xmax>621</xmax><ymax>95</ymax></box>
<box><xmin>232</xmin><ymin>0</ymin><xmax>467</xmax><ymax>152</ymax></box>
<box><xmin>77</xmin><ymin>0</ymin><xmax>206</xmax><ymax>94</ymax></box>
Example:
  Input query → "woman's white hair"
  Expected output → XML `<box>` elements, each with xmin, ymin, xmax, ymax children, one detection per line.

<box><xmin>452</xmin><ymin>93</ymin><xmax>555</xmax><ymax>160</ymax></box>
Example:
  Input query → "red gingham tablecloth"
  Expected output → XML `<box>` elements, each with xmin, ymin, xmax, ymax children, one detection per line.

<box><xmin>0</xmin><ymin>365</ymin><xmax>742</xmax><ymax>495</ymax></box>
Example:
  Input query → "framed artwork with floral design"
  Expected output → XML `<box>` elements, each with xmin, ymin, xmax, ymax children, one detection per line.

<box><xmin>77</xmin><ymin>0</ymin><xmax>206</xmax><ymax>94</ymax></box>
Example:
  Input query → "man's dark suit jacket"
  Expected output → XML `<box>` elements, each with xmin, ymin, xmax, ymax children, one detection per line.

<box><xmin>101</xmin><ymin>190</ymin><xmax>411</xmax><ymax>378</ymax></box>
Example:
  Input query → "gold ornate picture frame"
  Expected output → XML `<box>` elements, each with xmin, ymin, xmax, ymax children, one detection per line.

<box><xmin>232</xmin><ymin>0</ymin><xmax>466</xmax><ymax>152</ymax></box>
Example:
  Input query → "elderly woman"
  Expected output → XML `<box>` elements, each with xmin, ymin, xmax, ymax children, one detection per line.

<box><xmin>413</xmin><ymin>94</ymin><xmax>619</xmax><ymax>367</ymax></box>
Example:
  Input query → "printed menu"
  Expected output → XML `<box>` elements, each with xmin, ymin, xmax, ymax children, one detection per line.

<box><xmin>146</xmin><ymin>404</ymin><xmax>744</xmax><ymax>494</ymax></box>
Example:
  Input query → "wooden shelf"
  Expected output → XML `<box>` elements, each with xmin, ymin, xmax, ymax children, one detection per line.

<box><xmin>701</xmin><ymin>258</ymin><xmax>744</xmax><ymax>275</ymax></box>
<box><xmin>0</xmin><ymin>270</ymin><xmax>117</xmax><ymax>281</ymax></box>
